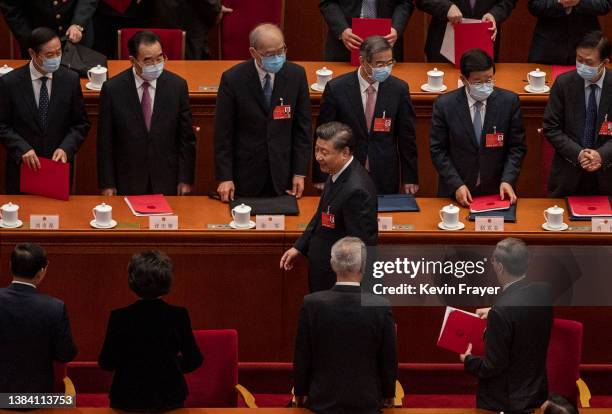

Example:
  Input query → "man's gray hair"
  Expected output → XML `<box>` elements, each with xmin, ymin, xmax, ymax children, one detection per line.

<box><xmin>493</xmin><ymin>237</ymin><xmax>529</xmax><ymax>277</ymax></box>
<box><xmin>359</xmin><ymin>35</ymin><xmax>392</xmax><ymax>62</ymax></box>
<box><xmin>249</xmin><ymin>23</ymin><xmax>284</xmax><ymax>49</ymax></box>
<box><xmin>330</xmin><ymin>237</ymin><xmax>367</xmax><ymax>275</ymax></box>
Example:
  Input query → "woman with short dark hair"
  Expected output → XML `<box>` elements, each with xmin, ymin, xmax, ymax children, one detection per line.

<box><xmin>98</xmin><ymin>250</ymin><xmax>203</xmax><ymax>411</ymax></box>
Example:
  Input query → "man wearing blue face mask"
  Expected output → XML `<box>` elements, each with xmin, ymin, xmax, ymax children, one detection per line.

<box><xmin>314</xmin><ymin>35</ymin><xmax>418</xmax><ymax>195</ymax></box>
<box><xmin>214</xmin><ymin>23</ymin><xmax>312</xmax><ymax>201</ymax></box>
<box><xmin>430</xmin><ymin>48</ymin><xmax>526</xmax><ymax>207</ymax></box>
<box><xmin>543</xmin><ymin>31</ymin><xmax>612</xmax><ymax>196</ymax></box>
<box><xmin>0</xmin><ymin>27</ymin><xmax>90</xmax><ymax>194</ymax></box>
<box><xmin>97</xmin><ymin>30</ymin><xmax>196</xmax><ymax>196</ymax></box>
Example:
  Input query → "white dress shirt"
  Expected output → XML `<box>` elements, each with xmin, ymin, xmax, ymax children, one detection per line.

<box><xmin>133</xmin><ymin>67</ymin><xmax>157</xmax><ymax>110</ymax></box>
<box><xmin>584</xmin><ymin>69</ymin><xmax>605</xmax><ymax>108</ymax></box>
<box><xmin>465</xmin><ymin>88</ymin><xmax>488</xmax><ymax>123</ymax></box>
<box><xmin>254</xmin><ymin>60</ymin><xmax>275</xmax><ymax>90</ymax></box>
<box><xmin>502</xmin><ymin>275</ymin><xmax>526</xmax><ymax>291</ymax></box>
<box><xmin>358</xmin><ymin>69</ymin><xmax>379</xmax><ymax>111</ymax></box>
<box><xmin>12</xmin><ymin>280</ymin><xmax>37</xmax><ymax>289</ymax></box>
<box><xmin>29</xmin><ymin>61</ymin><xmax>53</xmax><ymax>107</ymax></box>
<box><xmin>332</xmin><ymin>156</ymin><xmax>354</xmax><ymax>182</ymax></box>
<box><xmin>335</xmin><ymin>281</ymin><xmax>360</xmax><ymax>286</ymax></box>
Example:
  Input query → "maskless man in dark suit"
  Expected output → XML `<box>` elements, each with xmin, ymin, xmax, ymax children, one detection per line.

<box><xmin>314</xmin><ymin>35</ymin><xmax>418</xmax><ymax>195</ymax></box>
<box><xmin>294</xmin><ymin>237</ymin><xmax>398</xmax><ymax>413</ymax></box>
<box><xmin>459</xmin><ymin>237</ymin><xmax>553</xmax><ymax>413</ymax></box>
<box><xmin>416</xmin><ymin>0</ymin><xmax>516</xmax><ymax>62</ymax></box>
<box><xmin>0</xmin><ymin>243</ymin><xmax>78</xmax><ymax>393</ymax></box>
<box><xmin>0</xmin><ymin>0</ymin><xmax>96</xmax><ymax>57</ymax></box>
<box><xmin>430</xmin><ymin>48</ymin><xmax>526</xmax><ymax>206</ymax></box>
<box><xmin>281</xmin><ymin>122</ymin><xmax>378</xmax><ymax>292</ymax></box>
<box><xmin>320</xmin><ymin>0</ymin><xmax>413</xmax><ymax>62</ymax></box>
<box><xmin>0</xmin><ymin>27</ymin><xmax>90</xmax><ymax>194</ymax></box>
<box><xmin>543</xmin><ymin>31</ymin><xmax>612</xmax><ymax>196</ymax></box>
<box><xmin>97</xmin><ymin>30</ymin><xmax>196</xmax><ymax>196</ymax></box>
<box><xmin>214</xmin><ymin>23</ymin><xmax>312</xmax><ymax>201</ymax></box>
<box><xmin>528</xmin><ymin>0</ymin><xmax>611</xmax><ymax>65</ymax></box>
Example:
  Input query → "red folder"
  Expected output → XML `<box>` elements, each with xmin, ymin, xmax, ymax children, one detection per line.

<box><xmin>437</xmin><ymin>307</ymin><xmax>486</xmax><ymax>356</ymax></box>
<box><xmin>552</xmin><ymin>65</ymin><xmax>575</xmax><ymax>82</ymax></box>
<box><xmin>103</xmin><ymin>0</ymin><xmax>131</xmax><ymax>14</ymax></box>
<box><xmin>469</xmin><ymin>194</ymin><xmax>511</xmax><ymax>213</ymax></box>
<box><xmin>453</xmin><ymin>22</ymin><xmax>494</xmax><ymax>69</ymax></box>
<box><xmin>567</xmin><ymin>196</ymin><xmax>612</xmax><ymax>217</ymax></box>
<box><xmin>124</xmin><ymin>194</ymin><xmax>173</xmax><ymax>216</ymax></box>
<box><xmin>351</xmin><ymin>18</ymin><xmax>392</xmax><ymax>66</ymax></box>
<box><xmin>19</xmin><ymin>157</ymin><xmax>70</xmax><ymax>201</ymax></box>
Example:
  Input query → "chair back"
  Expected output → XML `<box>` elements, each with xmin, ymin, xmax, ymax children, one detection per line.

<box><xmin>547</xmin><ymin>318</ymin><xmax>583</xmax><ymax>403</ymax></box>
<box><xmin>118</xmin><ymin>28</ymin><xmax>185</xmax><ymax>59</ymax></box>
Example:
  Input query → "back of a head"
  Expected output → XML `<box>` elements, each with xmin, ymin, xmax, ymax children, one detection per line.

<box><xmin>316</xmin><ymin>121</ymin><xmax>355</xmax><ymax>153</ymax></box>
<box><xmin>493</xmin><ymin>237</ymin><xmax>529</xmax><ymax>278</ymax></box>
<box><xmin>11</xmin><ymin>243</ymin><xmax>48</xmax><ymax>279</ymax></box>
<box><xmin>330</xmin><ymin>237</ymin><xmax>366</xmax><ymax>281</ymax></box>
<box><xmin>128</xmin><ymin>250</ymin><xmax>173</xmax><ymax>299</ymax></box>
<box><xmin>542</xmin><ymin>395</ymin><xmax>579</xmax><ymax>414</ymax></box>
<box><xmin>460</xmin><ymin>48</ymin><xmax>495</xmax><ymax>78</ymax></box>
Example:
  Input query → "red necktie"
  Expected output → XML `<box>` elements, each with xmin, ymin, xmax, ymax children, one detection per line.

<box><xmin>141</xmin><ymin>81</ymin><xmax>152</xmax><ymax>131</ymax></box>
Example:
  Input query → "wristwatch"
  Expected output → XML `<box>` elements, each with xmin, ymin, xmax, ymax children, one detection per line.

<box><xmin>75</xmin><ymin>24</ymin><xmax>84</xmax><ymax>32</ymax></box>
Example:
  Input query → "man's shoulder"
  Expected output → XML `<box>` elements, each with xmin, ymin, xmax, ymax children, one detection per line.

<box><xmin>435</xmin><ymin>87</ymin><xmax>462</xmax><ymax>106</ymax></box>
<box><xmin>160</xmin><ymin>69</ymin><xmax>187</xmax><ymax>85</ymax></box>
<box><xmin>0</xmin><ymin>64</ymin><xmax>28</xmax><ymax>86</ymax></box>
<box><xmin>492</xmin><ymin>87</ymin><xmax>519</xmax><ymax>102</ymax></box>
<box><xmin>104</xmin><ymin>68</ymin><xmax>132</xmax><ymax>89</ymax></box>
<box><xmin>328</xmin><ymin>71</ymin><xmax>356</xmax><ymax>88</ymax></box>
<box><xmin>283</xmin><ymin>61</ymin><xmax>307</xmax><ymax>77</ymax></box>
<box><xmin>223</xmin><ymin>60</ymin><xmax>254</xmax><ymax>79</ymax></box>
<box><xmin>555</xmin><ymin>70</ymin><xmax>579</xmax><ymax>87</ymax></box>
<box><xmin>56</xmin><ymin>66</ymin><xmax>80</xmax><ymax>83</ymax></box>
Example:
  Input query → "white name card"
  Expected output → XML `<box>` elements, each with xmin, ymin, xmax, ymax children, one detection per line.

<box><xmin>475</xmin><ymin>216</ymin><xmax>504</xmax><ymax>232</ymax></box>
<box><xmin>149</xmin><ymin>215</ymin><xmax>178</xmax><ymax>230</ymax></box>
<box><xmin>30</xmin><ymin>215</ymin><xmax>59</xmax><ymax>230</ymax></box>
<box><xmin>592</xmin><ymin>218</ymin><xmax>612</xmax><ymax>232</ymax></box>
<box><xmin>378</xmin><ymin>216</ymin><xmax>393</xmax><ymax>231</ymax></box>
<box><xmin>256</xmin><ymin>215</ymin><xmax>285</xmax><ymax>230</ymax></box>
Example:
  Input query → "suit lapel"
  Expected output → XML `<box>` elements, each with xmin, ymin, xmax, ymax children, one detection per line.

<box><xmin>346</xmin><ymin>71</ymin><xmax>367</xmax><ymax>136</ymax></box>
<box><xmin>247</xmin><ymin>60</ymin><xmax>269</xmax><ymax>115</ymax></box>
<box><xmin>571</xmin><ymin>74</ymin><xmax>586</xmax><ymax>140</ymax></box>
<box><xmin>596</xmin><ymin>69</ymin><xmax>612</xmax><ymax>144</ymax></box>
<box><xmin>46</xmin><ymin>69</ymin><xmax>63</xmax><ymax>130</ymax></box>
<box><xmin>124</xmin><ymin>69</ymin><xmax>147</xmax><ymax>132</ymax></box>
<box><xmin>19</xmin><ymin>67</ymin><xmax>43</xmax><ymax>132</ymax></box>
<box><xmin>482</xmin><ymin>89</ymin><xmax>499</xmax><ymax>141</ymax></box>
<box><xmin>149</xmin><ymin>71</ymin><xmax>167</xmax><ymax>133</ymax></box>
<box><xmin>456</xmin><ymin>88</ymin><xmax>479</xmax><ymax>151</ymax></box>
<box><xmin>321</xmin><ymin>161</ymin><xmax>353</xmax><ymax>207</ymax></box>
<box><xmin>270</xmin><ymin>65</ymin><xmax>287</xmax><ymax>110</ymax></box>
<box><xmin>371</xmin><ymin>79</ymin><xmax>390</xmax><ymax>135</ymax></box>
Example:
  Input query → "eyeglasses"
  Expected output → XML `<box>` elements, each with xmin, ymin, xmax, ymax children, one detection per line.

<box><xmin>369</xmin><ymin>58</ymin><xmax>396</xmax><ymax>68</ymax></box>
<box><xmin>139</xmin><ymin>54</ymin><xmax>168</xmax><ymax>67</ymax></box>
<box><xmin>256</xmin><ymin>45</ymin><xmax>287</xmax><ymax>58</ymax></box>
<box><xmin>470</xmin><ymin>80</ymin><xmax>495</xmax><ymax>88</ymax></box>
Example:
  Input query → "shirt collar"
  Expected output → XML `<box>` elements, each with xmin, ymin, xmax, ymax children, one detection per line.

<box><xmin>465</xmin><ymin>88</ymin><xmax>487</xmax><ymax>108</ymax></box>
<box><xmin>29</xmin><ymin>60</ymin><xmax>52</xmax><ymax>81</ymax></box>
<box><xmin>12</xmin><ymin>280</ymin><xmax>37</xmax><ymax>289</ymax></box>
<box><xmin>254</xmin><ymin>59</ymin><xmax>275</xmax><ymax>82</ymax></box>
<box><xmin>358</xmin><ymin>68</ymin><xmax>378</xmax><ymax>94</ymax></box>
<box><xmin>335</xmin><ymin>281</ymin><xmax>361</xmax><ymax>286</ymax></box>
<box><xmin>332</xmin><ymin>156</ymin><xmax>354</xmax><ymax>182</ymax></box>
<box><xmin>585</xmin><ymin>69</ymin><xmax>606</xmax><ymax>90</ymax></box>
<box><xmin>132</xmin><ymin>67</ymin><xmax>157</xmax><ymax>89</ymax></box>
<box><xmin>502</xmin><ymin>275</ymin><xmax>526</xmax><ymax>291</ymax></box>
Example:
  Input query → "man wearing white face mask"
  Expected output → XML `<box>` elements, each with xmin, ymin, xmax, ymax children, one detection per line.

<box><xmin>430</xmin><ymin>48</ymin><xmax>526</xmax><ymax>207</ymax></box>
<box><xmin>0</xmin><ymin>27</ymin><xmax>90</xmax><ymax>194</ymax></box>
<box><xmin>313</xmin><ymin>35</ymin><xmax>418</xmax><ymax>195</ymax></box>
<box><xmin>97</xmin><ymin>30</ymin><xmax>196</xmax><ymax>196</ymax></box>
<box><xmin>543</xmin><ymin>31</ymin><xmax>612</xmax><ymax>196</ymax></box>
<box><xmin>214</xmin><ymin>23</ymin><xmax>312</xmax><ymax>202</ymax></box>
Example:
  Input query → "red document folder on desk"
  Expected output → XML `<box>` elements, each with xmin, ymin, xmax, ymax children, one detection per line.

<box><xmin>437</xmin><ymin>307</ymin><xmax>486</xmax><ymax>356</ymax></box>
<box><xmin>470</xmin><ymin>195</ymin><xmax>511</xmax><ymax>213</ymax></box>
<box><xmin>567</xmin><ymin>196</ymin><xmax>612</xmax><ymax>217</ymax></box>
<box><xmin>351</xmin><ymin>18</ymin><xmax>392</xmax><ymax>66</ymax></box>
<box><xmin>20</xmin><ymin>157</ymin><xmax>70</xmax><ymax>201</ymax></box>
<box><xmin>124</xmin><ymin>194</ymin><xmax>173</xmax><ymax>216</ymax></box>
<box><xmin>454</xmin><ymin>22</ymin><xmax>493</xmax><ymax>68</ymax></box>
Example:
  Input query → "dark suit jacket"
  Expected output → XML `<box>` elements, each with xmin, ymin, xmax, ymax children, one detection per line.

<box><xmin>528</xmin><ymin>0</ymin><xmax>611</xmax><ymax>65</ymax></box>
<box><xmin>214</xmin><ymin>60</ymin><xmax>312</xmax><ymax>197</ymax></box>
<box><xmin>319</xmin><ymin>0</ymin><xmax>413</xmax><ymax>61</ymax></box>
<box><xmin>295</xmin><ymin>160</ymin><xmax>378</xmax><ymax>292</ymax></box>
<box><xmin>0</xmin><ymin>283</ymin><xmax>77</xmax><ymax>393</ymax></box>
<box><xmin>293</xmin><ymin>285</ymin><xmax>398</xmax><ymax>414</ymax></box>
<box><xmin>0</xmin><ymin>0</ymin><xmax>96</xmax><ymax>55</ymax></box>
<box><xmin>0</xmin><ymin>64</ymin><xmax>90</xmax><ymax>194</ymax></box>
<box><xmin>98</xmin><ymin>299</ymin><xmax>203</xmax><ymax>411</ymax></box>
<box><xmin>315</xmin><ymin>71</ymin><xmax>418</xmax><ymax>194</ymax></box>
<box><xmin>543</xmin><ymin>69</ymin><xmax>612</xmax><ymax>196</ymax></box>
<box><xmin>97</xmin><ymin>69</ymin><xmax>196</xmax><ymax>195</ymax></box>
<box><xmin>429</xmin><ymin>87</ymin><xmax>526</xmax><ymax>198</ymax></box>
<box><xmin>416</xmin><ymin>0</ymin><xmax>517</xmax><ymax>62</ymax></box>
<box><xmin>464</xmin><ymin>279</ymin><xmax>553</xmax><ymax>412</ymax></box>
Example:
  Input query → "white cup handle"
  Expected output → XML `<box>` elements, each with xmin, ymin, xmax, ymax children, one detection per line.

<box><xmin>93</xmin><ymin>208</ymin><xmax>97</xmax><ymax>221</ymax></box>
<box><xmin>527</xmin><ymin>73</ymin><xmax>532</xmax><ymax>85</ymax></box>
<box><xmin>543</xmin><ymin>211</ymin><xmax>548</xmax><ymax>223</ymax></box>
<box><xmin>231</xmin><ymin>209</ymin><xmax>236</xmax><ymax>221</ymax></box>
<box><xmin>87</xmin><ymin>70</ymin><xmax>93</xmax><ymax>82</ymax></box>
<box><xmin>439</xmin><ymin>210</ymin><xmax>444</xmax><ymax>223</ymax></box>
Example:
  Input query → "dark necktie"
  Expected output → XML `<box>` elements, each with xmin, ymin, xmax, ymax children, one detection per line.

<box><xmin>583</xmin><ymin>84</ymin><xmax>598</xmax><ymax>148</ymax></box>
<box><xmin>321</xmin><ymin>176</ymin><xmax>333</xmax><ymax>201</ymax></box>
<box><xmin>141</xmin><ymin>81</ymin><xmax>152</xmax><ymax>131</ymax></box>
<box><xmin>263</xmin><ymin>73</ymin><xmax>272</xmax><ymax>109</ymax></box>
<box><xmin>361</xmin><ymin>0</ymin><xmax>377</xmax><ymax>17</ymax></box>
<box><xmin>39</xmin><ymin>77</ymin><xmax>49</xmax><ymax>130</ymax></box>
<box><xmin>470</xmin><ymin>0</ymin><xmax>477</xmax><ymax>11</ymax></box>
<box><xmin>473</xmin><ymin>100</ymin><xmax>483</xmax><ymax>146</ymax></box>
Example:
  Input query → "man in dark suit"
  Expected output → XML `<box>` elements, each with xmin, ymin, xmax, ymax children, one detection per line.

<box><xmin>528</xmin><ymin>0</ymin><xmax>611</xmax><ymax>65</ymax></box>
<box><xmin>214</xmin><ymin>23</ymin><xmax>312</xmax><ymax>201</ymax></box>
<box><xmin>460</xmin><ymin>237</ymin><xmax>553</xmax><ymax>413</ymax></box>
<box><xmin>281</xmin><ymin>122</ymin><xmax>378</xmax><ymax>292</ymax></box>
<box><xmin>0</xmin><ymin>0</ymin><xmax>96</xmax><ymax>56</ymax></box>
<box><xmin>416</xmin><ymin>0</ymin><xmax>516</xmax><ymax>62</ymax></box>
<box><xmin>293</xmin><ymin>236</ymin><xmax>398</xmax><ymax>413</ymax></box>
<box><xmin>0</xmin><ymin>27</ymin><xmax>90</xmax><ymax>194</ymax></box>
<box><xmin>314</xmin><ymin>35</ymin><xmax>418</xmax><ymax>194</ymax></box>
<box><xmin>0</xmin><ymin>243</ymin><xmax>78</xmax><ymax>393</ymax></box>
<box><xmin>320</xmin><ymin>0</ymin><xmax>413</xmax><ymax>62</ymax></box>
<box><xmin>543</xmin><ymin>31</ymin><xmax>612</xmax><ymax>196</ymax></box>
<box><xmin>430</xmin><ymin>49</ymin><xmax>526</xmax><ymax>206</ymax></box>
<box><xmin>97</xmin><ymin>30</ymin><xmax>196</xmax><ymax>196</ymax></box>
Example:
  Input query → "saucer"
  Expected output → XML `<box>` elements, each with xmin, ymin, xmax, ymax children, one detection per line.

<box><xmin>437</xmin><ymin>221</ymin><xmax>465</xmax><ymax>231</ymax></box>
<box><xmin>524</xmin><ymin>84</ymin><xmax>550</xmax><ymax>94</ymax></box>
<box><xmin>310</xmin><ymin>83</ymin><xmax>325</xmax><ymax>92</ymax></box>
<box><xmin>85</xmin><ymin>82</ymin><xmax>102</xmax><ymax>91</ymax></box>
<box><xmin>230</xmin><ymin>220</ymin><xmax>255</xmax><ymax>229</ymax></box>
<box><xmin>0</xmin><ymin>219</ymin><xmax>23</xmax><ymax>228</ymax></box>
<box><xmin>421</xmin><ymin>83</ymin><xmax>447</xmax><ymax>93</ymax></box>
<box><xmin>542</xmin><ymin>222</ymin><xmax>568</xmax><ymax>231</ymax></box>
<box><xmin>90</xmin><ymin>219</ymin><xmax>117</xmax><ymax>229</ymax></box>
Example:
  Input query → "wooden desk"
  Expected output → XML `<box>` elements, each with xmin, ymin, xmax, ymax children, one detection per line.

<box><xmin>0</xmin><ymin>195</ymin><xmax>610</xmax><ymax>366</ymax></box>
<box><xmin>0</xmin><ymin>60</ymin><xmax>551</xmax><ymax>197</ymax></box>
